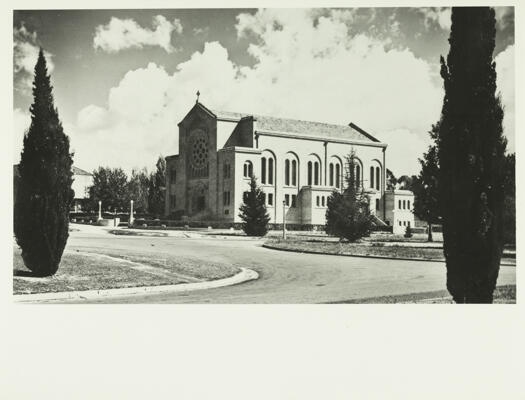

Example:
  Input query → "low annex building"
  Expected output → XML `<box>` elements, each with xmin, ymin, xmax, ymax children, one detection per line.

<box><xmin>165</xmin><ymin>101</ymin><xmax>413</xmax><ymax>228</ymax></box>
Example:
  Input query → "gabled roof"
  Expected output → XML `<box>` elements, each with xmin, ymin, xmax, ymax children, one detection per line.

<box><xmin>209</xmin><ymin>107</ymin><xmax>381</xmax><ymax>143</ymax></box>
<box><xmin>14</xmin><ymin>164</ymin><xmax>92</xmax><ymax>176</ymax></box>
<box><xmin>72</xmin><ymin>166</ymin><xmax>92</xmax><ymax>176</ymax></box>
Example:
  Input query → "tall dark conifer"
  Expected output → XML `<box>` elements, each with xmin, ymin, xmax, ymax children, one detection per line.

<box><xmin>438</xmin><ymin>7</ymin><xmax>506</xmax><ymax>303</ymax></box>
<box><xmin>14</xmin><ymin>49</ymin><xmax>74</xmax><ymax>276</ymax></box>
<box><xmin>238</xmin><ymin>176</ymin><xmax>270</xmax><ymax>236</ymax></box>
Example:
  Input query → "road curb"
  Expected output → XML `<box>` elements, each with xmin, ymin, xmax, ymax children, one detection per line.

<box><xmin>13</xmin><ymin>268</ymin><xmax>259</xmax><ymax>303</ymax></box>
<box><xmin>262</xmin><ymin>244</ymin><xmax>516</xmax><ymax>266</ymax></box>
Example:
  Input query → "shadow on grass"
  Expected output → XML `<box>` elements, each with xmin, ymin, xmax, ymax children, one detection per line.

<box><xmin>13</xmin><ymin>269</ymin><xmax>46</xmax><ymax>278</ymax></box>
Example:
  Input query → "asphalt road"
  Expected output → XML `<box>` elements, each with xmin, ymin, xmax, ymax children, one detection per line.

<box><xmin>60</xmin><ymin>226</ymin><xmax>516</xmax><ymax>304</ymax></box>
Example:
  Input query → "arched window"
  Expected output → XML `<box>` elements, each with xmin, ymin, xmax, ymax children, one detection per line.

<box><xmin>398</xmin><ymin>200</ymin><xmax>402</xmax><ymax>209</ymax></box>
<box><xmin>268</xmin><ymin>158</ymin><xmax>274</xmax><ymax>184</ymax></box>
<box><xmin>291</xmin><ymin>160</ymin><xmax>297</xmax><ymax>186</ymax></box>
<box><xmin>376</xmin><ymin>166</ymin><xmax>380</xmax><ymax>190</ymax></box>
<box><xmin>314</xmin><ymin>162</ymin><xmax>319</xmax><ymax>185</ymax></box>
<box><xmin>308</xmin><ymin>161</ymin><xmax>313</xmax><ymax>186</ymax></box>
<box><xmin>355</xmin><ymin>164</ymin><xmax>361</xmax><ymax>187</ymax></box>
<box><xmin>375</xmin><ymin>198</ymin><xmax>380</xmax><ymax>211</ymax></box>
<box><xmin>403</xmin><ymin>200</ymin><xmax>406</xmax><ymax>209</ymax></box>
<box><xmin>243</xmin><ymin>161</ymin><xmax>253</xmax><ymax>178</ymax></box>
<box><xmin>370</xmin><ymin>166</ymin><xmax>374</xmax><ymax>188</ymax></box>
<box><xmin>285</xmin><ymin>159</ymin><xmax>290</xmax><ymax>186</ymax></box>
<box><xmin>261</xmin><ymin>158</ymin><xmax>267</xmax><ymax>184</ymax></box>
<box><xmin>407</xmin><ymin>200</ymin><xmax>411</xmax><ymax>209</ymax></box>
<box><xmin>336</xmin><ymin>163</ymin><xmax>340</xmax><ymax>188</ymax></box>
<box><xmin>322</xmin><ymin>196</ymin><xmax>325</xmax><ymax>207</ymax></box>
<box><xmin>329</xmin><ymin>163</ymin><xmax>334</xmax><ymax>186</ymax></box>
<box><xmin>316</xmin><ymin>196</ymin><xmax>320</xmax><ymax>207</ymax></box>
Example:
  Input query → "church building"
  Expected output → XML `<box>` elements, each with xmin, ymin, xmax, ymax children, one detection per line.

<box><xmin>165</xmin><ymin>101</ymin><xmax>411</xmax><ymax>229</ymax></box>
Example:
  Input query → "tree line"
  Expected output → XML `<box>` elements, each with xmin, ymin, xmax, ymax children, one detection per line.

<box><xmin>86</xmin><ymin>157</ymin><xmax>166</xmax><ymax>216</ymax></box>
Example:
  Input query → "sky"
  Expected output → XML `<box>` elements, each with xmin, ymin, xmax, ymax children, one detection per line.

<box><xmin>13</xmin><ymin>7</ymin><xmax>515</xmax><ymax>177</ymax></box>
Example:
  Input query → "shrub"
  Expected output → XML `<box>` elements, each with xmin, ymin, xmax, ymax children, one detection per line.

<box><xmin>238</xmin><ymin>176</ymin><xmax>270</xmax><ymax>236</ymax></box>
<box><xmin>404</xmin><ymin>226</ymin><xmax>413</xmax><ymax>238</ymax></box>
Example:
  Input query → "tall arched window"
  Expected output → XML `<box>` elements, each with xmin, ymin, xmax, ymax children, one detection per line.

<box><xmin>370</xmin><ymin>166</ymin><xmax>374</xmax><ymax>189</ymax></box>
<box><xmin>285</xmin><ymin>159</ymin><xmax>290</xmax><ymax>186</ymax></box>
<box><xmin>314</xmin><ymin>162</ymin><xmax>319</xmax><ymax>185</ymax></box>
<box><xmin>261</xmin><ymin>157</ymin><xmax>267</xmax><ymax>184</ymax></box>
<box><xmin>375</xmin><ymin>166</ymin><xmax>380</xmax><ymax>190</ymax></box>
<box><xmin>335</xmin><ymin>163</ymin><xmax>340</xmax><ymax>188</ymax></box>
<box><xmin>329</xmin><ymin>163</ymin><xmax>334</xmax><ymax>186</ymax></box>
<box><xmin>355</xmin><ymin>164</ymin><xmax>361</xmax><ymax>187</ymax></box>
<box><xmin>243</xmin><ymin>161</ymin><xmax>253</xmax><ymax>178</ymax></box>
<box><xmin>407</xmin><ymin>200</ymin><xmax>411</xmax><ymax>209</ymax></box>
<box><xmin>307</xmin><ymin>161</ymin><xmax>313</xmax><ymax>186</ymax></box>
<box><xmin>268</xmin><ymin>157</ymin><xmax>274</xmax><ymax>184</ymax></box>
<box><xmin>291</xmin><ymin>160</ymin><xmax>297</xmax><ymax>186</ymax></box>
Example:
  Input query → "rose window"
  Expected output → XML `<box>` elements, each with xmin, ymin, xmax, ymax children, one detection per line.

<box><xmin>189</xmin><ymin>130</ymin><xmax>208</xmax><ymax>178</ymax></box>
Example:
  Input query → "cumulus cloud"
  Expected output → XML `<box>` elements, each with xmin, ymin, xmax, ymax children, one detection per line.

<box><xmin>13</xmin><ymin>108</ymin><xmax>30</xmax><ymax>163</ymax></box>
<box><xmin>14</xmin><ymin>24</ymin><xmax>54</xmax><ymax>91</ymax></box>
<box><xmin>52</xmin><ymin>10</ymin><xmax>448</xmax><ymax>175</ymax></box>
<box><xmin>495</xmin><ymin>6</ymin><xmax>514</xmax><ymax>30</ymax></box>
<box><xmin>495</xmin><ymin>44</ymin><xmax>515</xmax><ymax>153</ymax></box>
<box><xmin>93</xmin><ymin>15</ymin><xmax>183</xmax><ymax>53</ymax></box>
<box><xmin>420</xmin><ymin>6</ymin><xmax>513</xmax><ymax>33</ymax></box>
<box><xmin>63</xmin><ymin>9</ymin><xmax>446</xmax><ymax>175</ymax></box>
<box><xmin>420</xmin><ymin>7</ymin><xmax>452</xmax><ymax>31</ymax></box>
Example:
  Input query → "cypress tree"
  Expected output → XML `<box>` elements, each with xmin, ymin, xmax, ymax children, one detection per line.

<box><xmin>438</xmin><ymin>7</ymin><xmax>506</xmax><ymax>303</ymax></box>
<box><xmin>238</xmin><ymin>176</ymin><xmax>270</xmax><ymax>236</ymax></box>
<box><xmin>14</xmin><ymin>49</ymin><xmax>74</xmax><ymax>277</ymax></box>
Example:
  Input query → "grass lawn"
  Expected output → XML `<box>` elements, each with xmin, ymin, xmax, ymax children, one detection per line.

<box><xmin>13</xmin><ymin>246</ymin><xmax>240</xmax><ymax>295</ymax></box>
<box><xmin>328</xmin><ymin>285</ymin><xmax>516</xmax><ymax>304</ymax></box>
<box><xmin>265</xmin><ymin>237</ymin><xmax>515</xmax><ymax>264</ymax></box>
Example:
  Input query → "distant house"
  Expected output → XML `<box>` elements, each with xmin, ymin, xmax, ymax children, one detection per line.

<box><xmin>384</xmin><ymin>189</ymin><xmax>415</xmax><ymax>234</ymax></box>
<box><xmin>13</xmin><ymin>164</ymin><xmax>93</xmax><ymax>212</ymax></box>
<box><xmin>71</xmin><ymin>166</ymin><xmax>93</xmax><ymax>212</ymax></box>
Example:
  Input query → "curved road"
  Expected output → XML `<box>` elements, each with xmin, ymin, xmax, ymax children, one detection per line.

<box><xmin>60</xmin><ymin>227</ymin><xmax>516</xmax><ymax>304</ymax></box>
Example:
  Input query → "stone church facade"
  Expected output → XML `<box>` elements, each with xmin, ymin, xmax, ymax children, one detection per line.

<box><xmin>165</xmin><ymin>102</ymin><xmax>412</xmax><ymax>229</ymax></box>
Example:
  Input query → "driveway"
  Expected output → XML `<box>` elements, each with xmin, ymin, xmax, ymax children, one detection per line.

<box><xmin>54</xmin><ymin>226</ymin><xmax>516</xmax><ymax>303</ymax></box>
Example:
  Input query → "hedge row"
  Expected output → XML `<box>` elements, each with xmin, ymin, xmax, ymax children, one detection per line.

<box><xmin>129</xmin><ymin>219</ymin><xmax>395</xmax><ymax>233</ymax></box>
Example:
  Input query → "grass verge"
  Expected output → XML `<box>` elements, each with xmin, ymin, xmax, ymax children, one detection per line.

<box><xmin>327</xmin><ymin>285</ymin><xmax>516</xmax><ymax>304</ymax></box>
<box><xmin>13</xmin><ymin>246</ymin><xmax>240</xmax><ymax>295</ymax></box>
<box><xmin>265</xmin><ymin>238</ymin><xmax>515</xmax><ymax>264</ymax></box>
